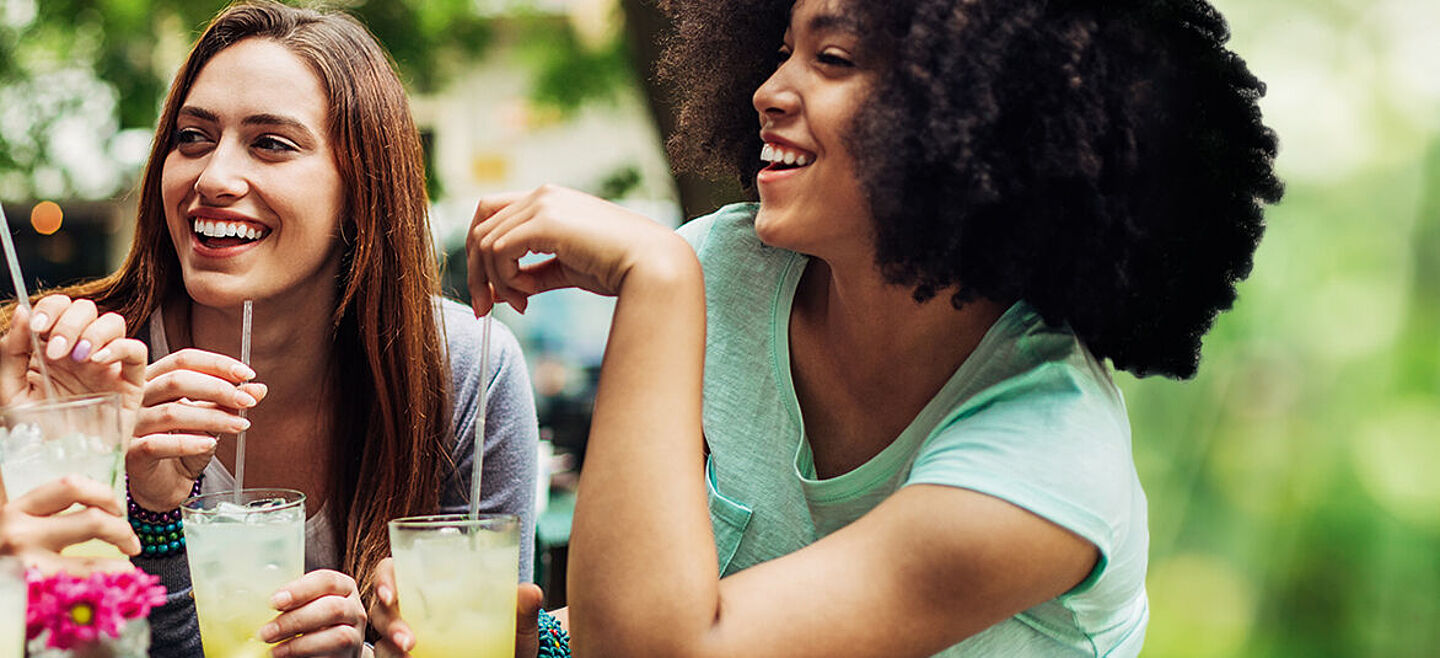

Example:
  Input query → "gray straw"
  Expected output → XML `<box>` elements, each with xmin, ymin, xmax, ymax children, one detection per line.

<box><xmin>233</xmin><ymin>300</ymin><xmax>252</xmax><ymax>501</ymax></box>
<box><xmin>467</xmin><ymin>313</ymin><xmax>492</xmax><ymax>520</ymax></box>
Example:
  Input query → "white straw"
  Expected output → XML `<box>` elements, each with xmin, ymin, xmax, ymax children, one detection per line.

<box><xmin>0</xmin><ymin>205</ymin><xmax>55</xmax><ymax>400</ymax></box>
<box><xmin>233</xmin><ymin>300</ymin><xmax>252</xmax><ymax>500</ymax></box>
<box><xmin>467</xmin><ymin>313</ymin><xmax>492</xmax><ymax>520</ymax></box>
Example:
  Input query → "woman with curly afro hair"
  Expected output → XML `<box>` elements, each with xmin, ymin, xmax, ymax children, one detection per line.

<box><xmin>370</xmin><ymin>0</ymin><xmax>1282</xmax><ymax>655</ymax></box>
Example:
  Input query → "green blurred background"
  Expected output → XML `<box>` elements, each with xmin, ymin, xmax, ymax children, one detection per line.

<box><xmin>1</xmin><ymin>0</ymin><xmax>1437</xmax><ymax>655</ymax></box>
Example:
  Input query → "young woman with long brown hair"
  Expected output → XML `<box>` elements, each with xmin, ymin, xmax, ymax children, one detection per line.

<box><xmin>33</xmin><ymin>2</ymin><xmax>538</xmax><ymax>656</ymax></box>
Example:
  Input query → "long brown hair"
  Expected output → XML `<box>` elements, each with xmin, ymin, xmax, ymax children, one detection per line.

<box><xmin>45</xmin><ymin>0</ymin><xmax>450</xmax><ymax>601</ymax></box>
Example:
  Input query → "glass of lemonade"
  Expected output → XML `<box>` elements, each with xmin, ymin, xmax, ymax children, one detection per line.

<box><xmin>0</xmin><ymin>556</ymin><xmax>24</xmax><ymax>658</ymax></box>
<box><xmin>389</xmin><ymin>514</ymin><xmax>519</xmax><ymax>658</ymax></box>
<box><xmin>182</xmin><ymin>489</ymin><xmax>305</xmax><ymax>658</ymax></box>
<box><xmin>0</xmin><ymin>393</ymin><xmax>127</xmax><ymax>561</ymax></box>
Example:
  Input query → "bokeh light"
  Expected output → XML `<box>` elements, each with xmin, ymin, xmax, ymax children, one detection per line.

<box><xmin>29</xmin><ymin>200</ymin><xmax>61</xmax><ymax>235</ymax></box>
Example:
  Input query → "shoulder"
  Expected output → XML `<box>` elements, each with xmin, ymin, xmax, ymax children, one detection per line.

<box><xmin>676</xmin><ymin>202</ymin><xmax>760</xmax><ymax>255</ymax></box>
<box><xmin>909</xmin><ymin>303</ymin><xmax>1142</xmax><ymax>575</ymax></box>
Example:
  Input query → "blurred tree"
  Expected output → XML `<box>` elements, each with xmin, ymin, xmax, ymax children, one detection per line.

<box><xmin>0</xmin><ymin>0</ymin><xmax>493</xmax><ymax>200</ymax></box>
<box><xmin>618</xmin><ymin>0</ymin><xmax>745</xmax><ymax>220</ymax></box>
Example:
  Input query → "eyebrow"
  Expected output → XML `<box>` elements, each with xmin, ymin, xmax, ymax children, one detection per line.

<box><xmin>807</xmin><ymin>12</ymin><xmax>863</xmax><ymax>36</ymax></box>
<box><xmin>178</xmin><ymin>105</ymin><xmax>318</xmax><ymax>142</ymax></box>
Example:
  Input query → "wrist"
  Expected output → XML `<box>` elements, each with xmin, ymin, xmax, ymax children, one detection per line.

<box><xmin>127</xmin><ymin>474</ymin><xmax>202</xmax><ymax>558</ymax></box>
<box><xmin>617</xmin><ymin>235</ymin><xmax>702</xmax><ymax>298</ymax></box>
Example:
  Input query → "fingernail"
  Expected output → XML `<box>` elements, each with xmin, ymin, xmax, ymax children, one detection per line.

<box><xmin>45</xmin><ymin>335</ymin><xmax>68</xmax><ymax>360</ymax></box>
<box><xmin>396</xmin><ymin>630</ymin><xmax>412</xmax><ymax>650</ymax></box>
<box><xmin>29</xmin><ymin>312</ymin><xmax>46</xmax><ymax>332</ymax></box>
<box><xmin>233</xmin><ymin>364</ymin><xmax>256</xmax><ymax>380</ymax></box>
<box><xmin>235</xmin><ymin>417</ymin><xmax>252</xmax><ymax>431</ymax></box>
<box><xmin>234</xmin><ymin>391</ymin><xmax>258</xmax><ymax>408</ymax></box>
<box><xmin>89</xmin><ymin>348</ymin><xmax>113</xmax><ymax>363</ymax></box>
<box><xmin>270</xmin><ymin>590</ymin><xmax>291</xmax><ymax>610</ymax></box>
<box><xmin>378</xmin><ymin>585</ymin><xmax>394</xmax><ymax>606</ymax></box>
<box><xmin>259</xmin><ymin>622</ymin><xmax>279</xmax><ymax>642</ymax></box>
<box><xmin>70</xmin><ymin>339</ymin><xmax>92</xmax><ymax>362</ymax></box>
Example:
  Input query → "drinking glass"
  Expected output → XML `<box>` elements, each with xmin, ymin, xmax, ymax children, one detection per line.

<box><xmin>388</xmin><ymin>514</ymin><xmax>519</xmax><ymax>658</ymax></box>
<box><xmin>0</xmin><ymin>393</ymin><xmax>127</xmax><ymax>560</ymax></box>
<box><xmin>182</xmin><ymin>489</ymin><xmax>305</xmax><ymax>658</ymax></box>
<box><xmin>0</xmin><ymin>556</ymin><xmax>24</xmax><ymax>658</ymax></box>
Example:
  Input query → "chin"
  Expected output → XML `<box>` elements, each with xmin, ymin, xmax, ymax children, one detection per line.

<box><xmin>753</xmin><ymin>206</ymin><xmax>791</xmax><ymax>248</ymax></box>
<box><xmin>182</xmin><ymin>273</ymin><xmax>254</xmax><ymax>310</ymax></box>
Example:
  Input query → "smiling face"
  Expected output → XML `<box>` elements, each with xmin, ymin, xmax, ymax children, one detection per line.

<box><xmin>160</xmin><ymin>37</ymin><xmax>346</xmax><ymax>311</ymax></box>
<box><xmin>752</xmin><ymin>0</ymin><xmax>876</xmax><ymax>260</ymax></box>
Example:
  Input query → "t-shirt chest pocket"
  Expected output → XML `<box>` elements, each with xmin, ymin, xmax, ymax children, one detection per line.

<box><xmin>705</xmin><ymin>456</ymin><xmax>753</xmax><ymax>575</ymax></box>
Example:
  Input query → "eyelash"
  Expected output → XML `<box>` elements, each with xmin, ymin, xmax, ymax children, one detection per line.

<box><xmin>773</xmin><ymin>46</ymin><xmax>854</xmax><ymax>70</ymax></box>
<box><xmin>173</xmin><ymin>128</ymin><xmax>297</xmax><ymax>154</ymax></box>
<box><xmin>175</xmin><ymin>128</ymin><xmax>208</xmax><ymax>145</ymax></box>
<box><xmin>254</xmin><ymin>136</ymin><xmax>297</xmax><ymax>153</ymax></box>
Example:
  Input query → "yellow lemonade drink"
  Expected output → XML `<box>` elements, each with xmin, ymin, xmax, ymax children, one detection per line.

<box><xmin>182</xmin><ymin>489</ymin><xmax>305</xmax><ymax>658</ymax></box>
<box><xmin>0</xmin><ymin>394</ymin><xmax>128</xmax><ymax>563</ymax></box>
<box><xmin>389</xmin><ymin>514</ymin><xmax>519</xmax><ymax>658</ymax></box>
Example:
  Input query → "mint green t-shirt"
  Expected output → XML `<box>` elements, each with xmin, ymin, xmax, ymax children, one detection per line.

<box><xmin>679</xmin><ymin>204</ymin><xmax>1149</xmax><ymax>657</ymax></box>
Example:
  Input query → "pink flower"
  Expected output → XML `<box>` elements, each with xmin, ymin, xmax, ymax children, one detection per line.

<box><xmin>23</xmin><ymin>567</ymin><xmax>168</xmax><ymax>650</ymax></box>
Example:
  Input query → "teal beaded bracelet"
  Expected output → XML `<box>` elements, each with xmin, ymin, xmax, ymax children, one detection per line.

<box><xmin>537</xmin><ymin>608</ymin><xmax>570</xmax><ymax>658</ymax></box>
<box><xmin>127</xmin><ymin>475</ymin><xmax>203</xmax><ymax>557</ymax></box>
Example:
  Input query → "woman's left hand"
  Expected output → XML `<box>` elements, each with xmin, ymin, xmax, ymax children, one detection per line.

<box><xmin>263</xmin><ymin>570</ymin><xmax>368</xmax><ymax>658</ymax></box>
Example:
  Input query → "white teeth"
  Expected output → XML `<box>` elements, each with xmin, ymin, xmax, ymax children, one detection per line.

<box><xmin>192</xmin><ymin>218</ymin><xmax>266</xmax><ymax>241</ymax></box>
<box><xmin>760</xmin><ymin>143</ymin><xmax>813</xmax><ymax>167</ymax></box>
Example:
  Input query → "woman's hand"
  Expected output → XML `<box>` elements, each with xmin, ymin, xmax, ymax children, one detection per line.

<box><xmin>263</xmin><ymin>570</ymin><xmax>367</xmax><ymax>658</ymax></box>
<box><xmin>126</xmin><ymin>348</ymin><xmax>265</xmax><ymax>511</ymax></box>
<box><xmin>368</xmin><ymin>557</ymin><xmax>546</xmax><ymax>658</ymax></box>
<box><xmin>466</xmin><ymin>185</ymin><xmax>693</xmax><ymax>316</ymax></box>
<box><xmin>0</xmin><ymin>295</ymin><xmax>147</xmax><ymax>410</ymax></box>
<box><xmin>0</xmin><ymin>475</ymin><xmax>139</xmax><ymax>574</ymax></box>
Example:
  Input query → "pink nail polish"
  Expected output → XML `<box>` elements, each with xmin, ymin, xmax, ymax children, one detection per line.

<box><xmin>70</xmin><ymin>339</ymin><xmax>92</xmax><ymax>362</ymax></box>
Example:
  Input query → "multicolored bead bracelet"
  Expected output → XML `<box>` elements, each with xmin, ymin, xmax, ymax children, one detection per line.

<box><xmin>537</xmin><ymin>608</ymin><xmax>571</xmax><ymax>658</ymax></box>
<box><xmin>127</xmin><ymin>474</ymin><xmax>203</xmax><ymax>558</ymax></box>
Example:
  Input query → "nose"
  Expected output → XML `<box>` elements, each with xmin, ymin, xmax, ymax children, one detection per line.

<box><xmin>192</xmin><ymin>140</ymin><xmax>250</xmax><ymax>202</ymax></box>
<box><xmin>753</xmin><ymin>60</ymin><xmax>800</xmax><ymax>122</ymax></box>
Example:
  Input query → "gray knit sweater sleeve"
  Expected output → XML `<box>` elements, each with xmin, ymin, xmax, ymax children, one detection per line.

<box><xmin>139</xmin><ymin>301</ymin><xmax>539</xmax><ymax>657</ymax></box>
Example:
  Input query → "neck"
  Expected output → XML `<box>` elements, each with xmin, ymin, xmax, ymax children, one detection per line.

<box><xmin>797</xmin><ymin>255</ymin><xmax>1005</xmax><ymax>382</ymax></box>
<box><xmin>166</xmin><ymin>292</ymin><xmax>337</xmax><ymax>415</ymax></box>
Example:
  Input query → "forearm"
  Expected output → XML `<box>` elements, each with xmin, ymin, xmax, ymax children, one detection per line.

<box><xmin>566</xmin><ymin>240</ymin><xmax>716</xmax><ymax>656</ymax></box>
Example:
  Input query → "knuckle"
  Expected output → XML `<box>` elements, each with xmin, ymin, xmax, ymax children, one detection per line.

<box><xmin>323</xmin><ymin>596</ymin><xmax>350</xmax><ymax>619</ymax></box>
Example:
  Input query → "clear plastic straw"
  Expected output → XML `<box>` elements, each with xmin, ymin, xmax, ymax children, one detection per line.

<box><xmin>0</xmin><ymin>204</ymin><xmax>55</xmax><ymax>400</ymax></box>
<box><xmin>467</xmin><ymin>313</ymin><xmax>492</xmax><ymax>520</ymax></box>
<box><xmin>233</xmin><ymin>300</ymin><xmax>253</xmax><ymax>501</ymax></box>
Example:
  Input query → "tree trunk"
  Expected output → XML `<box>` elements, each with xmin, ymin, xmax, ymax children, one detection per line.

<box><xmin>619</xmin><ymin>0</ymin><xmax>746</xmax><ymax>222</ymax></box>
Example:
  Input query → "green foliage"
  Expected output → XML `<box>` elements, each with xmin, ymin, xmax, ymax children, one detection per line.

<box><xmin>0</xmin><ymin>0</ymin><xmax>500</xmax><ymax>199</ymax></box>
<box><xmin>514</xmin><ymin>15</ymin><xmax>633</xmax><ymax>115</ymax></box>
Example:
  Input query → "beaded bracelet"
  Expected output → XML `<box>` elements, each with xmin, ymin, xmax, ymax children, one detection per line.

<box><xmin>127</xmin><ymin>475</ymin><xmax>203</xmax><ymax>558</ymax></box>
<box><xmin>537</xmin><ymin>608</ymin><xmax>571</xmax><ymax>658</ymax></box>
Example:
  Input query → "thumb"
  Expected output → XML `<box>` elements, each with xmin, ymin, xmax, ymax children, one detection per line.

<box><xmin>515</xmin><ymin>583</ymin><xmax>545</xmax><ymax>658</ymax></box>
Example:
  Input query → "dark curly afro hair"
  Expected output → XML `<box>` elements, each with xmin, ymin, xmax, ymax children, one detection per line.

<box><xmin>658</xmin><ymin>0</ymin><xmax>1284</xmax><ymax>379</ymax></box>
